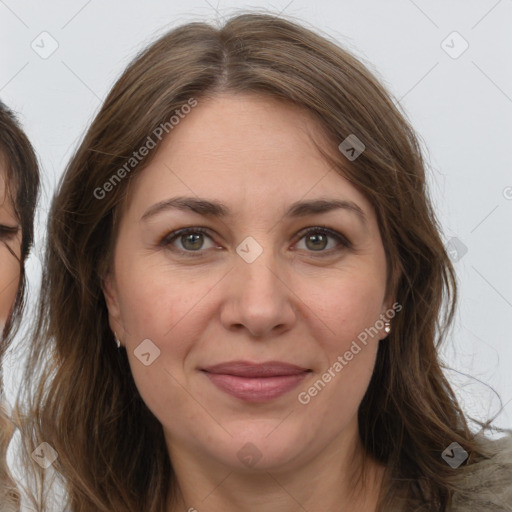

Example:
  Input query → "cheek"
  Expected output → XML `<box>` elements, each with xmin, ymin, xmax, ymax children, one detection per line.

<box><xmin>294</xmin><ymin>281</ymin><xmax>383</xmax><ymax>426</ymax></box>
<box><xmin>113</xmin><ymin>258</ymin><xmax>219</xmax><ymax>416</ymax></box>
<box><xmin>293</xmin><ymin>271</ymin><xmax>384</xmax><ymax>416</ymax></box>
<box><xmin>0</xmin><ymin>246</ymin><xmax>20</xmax><ymax>324</ymax></box>
<box><xmin>307</xmin><ymin>269</ymin><xmax>386</xmax><ymax>351</ymax></box>
<box><xmin>115</xmin><ymin>259</ymin><xmax>218</xmax><ymax>350</ymax></box>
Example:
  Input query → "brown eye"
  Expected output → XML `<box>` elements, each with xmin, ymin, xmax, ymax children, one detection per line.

<box><xmin>160</xmin><ymin>227</ymin><xmax>217</xmax><ymax>255</ymax></box>
<box><xmin>305</xmin><ymin>232</ymin><xmax>328</xmax><ymax>251</ymax></box>
<box><xmin>180</xmin><ymin>232</ymin><xmax>206</xmax><ymax>251</ymax></box>
<box><xmin>294</xmin><ymin>227</ymin><xmax>351</xmax><ymax>255</ymax></box>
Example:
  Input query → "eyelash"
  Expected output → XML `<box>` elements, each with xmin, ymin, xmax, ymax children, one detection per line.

<box><xmin>159</xmin><ymin>226</ymin><xmax>351</xmax><ymax>258</ymax></box>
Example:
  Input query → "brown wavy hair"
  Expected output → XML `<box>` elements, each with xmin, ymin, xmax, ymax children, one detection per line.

<box><xmin>0</xmin><ymin>101</ymin><xmax>39</xmax><ymax>511</ymax></box>
<box><xmin>18</xmin><ymin>11</ymin><xmax>499</xmax><ymax>511</ymax></box>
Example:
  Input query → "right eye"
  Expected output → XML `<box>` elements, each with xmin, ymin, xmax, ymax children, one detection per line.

<box><xmin>159</xmin><ymin>227</ymin><xmax>219</xmax><ymax>256</ymax></box>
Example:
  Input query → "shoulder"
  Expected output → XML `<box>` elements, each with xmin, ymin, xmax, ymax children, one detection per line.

<box><xmin>450</xmin><ymin>430</ymin><xmax>512</xmax><ymax>512</ymax></box>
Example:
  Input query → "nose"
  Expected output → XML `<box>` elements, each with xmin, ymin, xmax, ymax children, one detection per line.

<box><xmin>219</xmin><ymin>248</ymin><xmax>297</xmax><ymax>339</ymax></box>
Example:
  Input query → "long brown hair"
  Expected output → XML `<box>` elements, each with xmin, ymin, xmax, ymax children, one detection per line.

<box><xmin>18</xmin><ymin>12</ymin><xmax>499</xmax><ymax>511</ymax></box>
<box><xmin>0</xmin><ymin>100</ymin><xmax>39</xmax><ymax>511</ymax></box>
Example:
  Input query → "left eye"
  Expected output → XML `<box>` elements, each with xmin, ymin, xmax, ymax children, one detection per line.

<box><xmin>294</xmin><ymin>227</ymin><xmax>350</xmax><ymax>254</ymax></box>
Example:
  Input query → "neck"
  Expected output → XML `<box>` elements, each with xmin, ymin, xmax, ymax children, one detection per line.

<box><xmin>165</xmin><ymin>427</ymin><xmax>386</xmax><ymax>512</ymax></box>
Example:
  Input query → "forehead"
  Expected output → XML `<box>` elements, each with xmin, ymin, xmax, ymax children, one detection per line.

<box><xmin>123</xmin><ymin>93</ymin><xmax>375</xmax><ymax>219</ymax></box>
<box><xmin>0</xmin><ymin>154</ymin><xmax>16</xmax><ymax>214</ymax></box>
<box><xmin>164</xmin><ymin>92</ymin><xmax>329</xmax><ymax>160</ymax></box>
<box><xmin>0</xmin><ymin>155</ymin><xmax>7</xmax><ymax>203</ymax></box>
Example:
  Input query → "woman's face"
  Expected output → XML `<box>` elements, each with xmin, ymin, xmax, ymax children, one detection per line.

<box><xmin>104</xmin><ymin>93</ymin><xmax>393</xmax><ymax>473</ymax></box>
<box><xmin>0</xmin><ymin>163</ymin><xmax>22</xmax><ymax>330</ymax></box>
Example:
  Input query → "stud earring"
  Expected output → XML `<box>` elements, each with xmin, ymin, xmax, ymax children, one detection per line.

<box><xmin>384</xmin><ymin>321</ymin><xmax>391</xmax><ymax>334</ymax></box>
<box><xmin>114</xmin><ymin>331</ymin><xmax>121</xmax><ymax>349</ymax></box>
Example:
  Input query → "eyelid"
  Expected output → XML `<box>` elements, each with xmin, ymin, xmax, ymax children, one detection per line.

<box><xmin>0</xmin><ymin>225</ymin><xmax>20</xmax><ymax>238</ymax></box>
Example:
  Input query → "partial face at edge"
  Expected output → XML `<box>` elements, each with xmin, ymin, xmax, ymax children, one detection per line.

<box><xmin>0</xmin><ymin>162</ymin><xmax>22</xmax><ymax>331</ymax></box>
<box><xmin>103</xmin><ymin>93</ymin><xmax>394</xmax><ymax>472</ymax></box>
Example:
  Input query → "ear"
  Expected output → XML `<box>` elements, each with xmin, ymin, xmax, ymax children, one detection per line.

<box><xmin>101</xmin><ymin>271</ymin><xmax>125</xmax><ymax>341</ymax></box>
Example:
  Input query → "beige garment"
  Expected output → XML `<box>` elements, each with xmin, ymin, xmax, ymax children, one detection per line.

<box><xmin>388</xmin><ymin>431</ymin><xmax>512</xmax><ymax>511</ymax></box>
<box><xmin>449</xmin><ymin>431</ymin><xmax>512</xmax><ymax>511</ymax></box>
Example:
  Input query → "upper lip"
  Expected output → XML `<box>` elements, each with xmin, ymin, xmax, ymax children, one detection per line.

<box><xmin>201</xmin><ymin>361</ymin><xmax>311</xmax><ymax>377</ymax></box>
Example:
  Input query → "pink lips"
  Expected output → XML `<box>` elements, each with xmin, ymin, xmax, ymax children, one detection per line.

<box><xmin>201</xmin><ymin>361</ymin><xmax>311</xmax><ymax>402</ymax></box>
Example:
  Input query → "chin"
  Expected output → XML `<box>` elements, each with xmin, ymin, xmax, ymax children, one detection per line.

<box><xmin>201</xmin><ymin>423</ymin><xmax>313</xmax><ymax>472</ymax></box>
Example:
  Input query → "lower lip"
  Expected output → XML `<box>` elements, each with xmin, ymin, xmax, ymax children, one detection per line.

<box><xmin>202</xmin><ymin>371</ymin><xmax>309</xmax><ymax>402</ymax></box>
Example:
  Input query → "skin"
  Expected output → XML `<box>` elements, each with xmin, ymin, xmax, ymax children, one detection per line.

<box><xmin>0</xmin><ymin>163</ymin><xmax>21</xmax><ymax>332</ymax></box>
<box><xmin>103</xmin><ymin>93</ymin><xmax>394</xmax><ymax>512</ymax></box>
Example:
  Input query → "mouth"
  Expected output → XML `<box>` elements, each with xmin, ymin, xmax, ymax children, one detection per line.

<box><xmin>200</xmin><ymin>361</ymin><xmax>312</xmax><ymax>402</ymax></box>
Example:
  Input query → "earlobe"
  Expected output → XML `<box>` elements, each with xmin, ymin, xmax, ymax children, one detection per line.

<box><xmin>379</xmin><ymin>261</ymin><xmax>402</xmax><ymax>339</ymax></box>
<box><xmin>378</xmin><ymin>297</ymin><xmax>398</xmax><ymax>340</ymax></box>
<box><xmin>101</xmin><ymin>271</ymin><xmax>125</xmax><ymax>339</ymax></box>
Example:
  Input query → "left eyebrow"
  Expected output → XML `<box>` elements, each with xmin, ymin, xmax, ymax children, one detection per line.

<box><xmin>140</xmin><ymin>196</ymin><xmax>367</xmax><ymax>225</ymax></box>
<box><xmin>283</xmin><ymin>198</ymin><xmax>367</xmax><ymax>225</ymax></box>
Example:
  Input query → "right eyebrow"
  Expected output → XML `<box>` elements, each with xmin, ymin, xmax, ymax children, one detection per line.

<box><xmin>141</xmin><ymin>197</ymin><xmax>229</xmax><ymax>221</ymax></box>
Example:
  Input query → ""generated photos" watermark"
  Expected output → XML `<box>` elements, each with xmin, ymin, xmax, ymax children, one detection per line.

<box><xmin>298</xmin><ymin>302</ymin><xmax>402</xmax><ymax>405</ymax></box>
<box><xmin>94</xmin><ymin>97</ymin><xmax>198</xmax><ymax>200</ymax></box>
